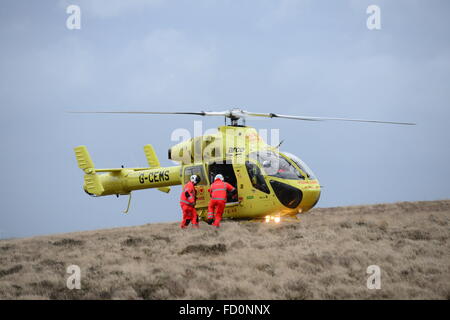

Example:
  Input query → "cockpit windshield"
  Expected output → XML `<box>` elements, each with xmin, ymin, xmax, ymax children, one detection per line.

<box><xmin>249</xmin><ymin>150</ymin><xmax>304</xmax><ymax>180</ymax></box>
<box><xmin>282</xmin><ymin>151</ymin><xmax>317</xmax><ymax>180</ymax></box>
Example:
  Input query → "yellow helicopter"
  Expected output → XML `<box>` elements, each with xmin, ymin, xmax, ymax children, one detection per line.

<box><xmin>73</xmin><ymin>109</ymin><xmax>414</xmax><ymax>223</ymax></box>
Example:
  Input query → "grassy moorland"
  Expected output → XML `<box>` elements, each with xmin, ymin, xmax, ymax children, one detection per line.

<box><xmin>0</xmin><ymin>200</ymin><xmax>449</xmax><ymax>299</ymax></box>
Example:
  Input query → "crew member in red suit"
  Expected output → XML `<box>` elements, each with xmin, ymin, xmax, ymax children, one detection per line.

<box><xmin>207</xmin><ymin>174</ymin><xmax>236</xmax><ymax>228</ymax></box>
<box><xmin>180</xmin><ymin>175</ymin><xmax>200</xmax><ymax>228</ymax></box>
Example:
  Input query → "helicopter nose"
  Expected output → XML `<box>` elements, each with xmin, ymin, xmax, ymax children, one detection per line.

<box><xmin>311</xmin><ymin>189</ymin><xmax>321</xmax><ymax>206</ymax></box>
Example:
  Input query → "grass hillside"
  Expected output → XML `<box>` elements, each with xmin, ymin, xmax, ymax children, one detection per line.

<box><xmin>1</xmin><ymin>200</ymin><xmax>449</xmax><ymax>299</ymax></box>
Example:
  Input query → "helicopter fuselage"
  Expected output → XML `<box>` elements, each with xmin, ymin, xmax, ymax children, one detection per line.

<box><xmin>76</xmin><ymin>125</ymin><xmax>321</xmax><ymax>220</ymax></box>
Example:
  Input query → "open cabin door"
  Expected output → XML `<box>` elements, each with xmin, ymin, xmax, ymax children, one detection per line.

<box><xmin>207</xmin><ymin>162</ymin><xmax>239</xmax><ymax>206</ymax></box>
<box><xmin>182</xmin><ymin>164</ymin><xmax>210</xmax><ymax>209</ymax></box>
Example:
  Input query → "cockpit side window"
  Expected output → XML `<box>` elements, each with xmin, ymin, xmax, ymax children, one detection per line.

<box><xmin>245</xmin><ymin>161</ymin><xmax>270</xmax><ymax>194</ymax></box>
<box><xmin>249</xmin><ymin>151</ymin><xmax>304</xmax><ymax>180</ymax></box>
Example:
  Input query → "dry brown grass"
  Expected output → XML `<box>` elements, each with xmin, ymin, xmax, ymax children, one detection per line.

<box><xmin>0</xmin><ymin>200</ymin><xmax>449</xmax><ymax>300</ymax></box>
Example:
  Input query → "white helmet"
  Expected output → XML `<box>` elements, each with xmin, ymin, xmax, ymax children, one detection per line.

<box><xmin>190</xmin><ymin>175</ymin><xmax>200</xmax><ymax>185</ymax></box>
<box><xmin>214</xmin><ymin>174</ymin><xmax>224</xmax><ymax>181</ymax></box>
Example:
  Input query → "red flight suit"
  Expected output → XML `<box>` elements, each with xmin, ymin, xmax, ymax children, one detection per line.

<box><xmin>207</xmin><ymin>179</ymin><xmax>236</xmax><ymax>227</ymax></box>
<box><xmin>180</xmin><ymin>181</ymin><xmax>198</xmax><ymax>228</ymax></box>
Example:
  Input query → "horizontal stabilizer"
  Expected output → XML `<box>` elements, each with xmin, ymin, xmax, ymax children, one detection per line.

<box><xmin>144</xmin><ymin>144</ymin><xmax>160</xmax><ymax>168</ymax></box>
<box><xmin>157</xmin><ymin>187</ymin><xmax>171</xmax><ymax>193</ymax></box>
<box><xmin>145</xmin><ymin>145</ymin><xmax>171</xmax><ymax>193</ymax></box>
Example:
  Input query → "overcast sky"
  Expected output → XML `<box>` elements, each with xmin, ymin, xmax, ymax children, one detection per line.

<box><xmin>0</xmin><ymin>0</ymin><xmax>449</xmax><ymax>239</ymax></box>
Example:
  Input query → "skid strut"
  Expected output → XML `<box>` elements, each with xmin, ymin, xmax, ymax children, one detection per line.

<box><xmin>123</xmin><ymin>193</ymin><xmax>132</xmax><ymax>214</ymax></box>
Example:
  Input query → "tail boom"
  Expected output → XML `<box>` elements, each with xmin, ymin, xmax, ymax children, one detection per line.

<box><xmin>86</xmin><ymin>166</ymin><xmax>181</xmax><ymax>196</ymax></box>
<box><xmin>74</xmin><ymin>145</ymin><xmax>181</xmax><ymax>197</ymax></box>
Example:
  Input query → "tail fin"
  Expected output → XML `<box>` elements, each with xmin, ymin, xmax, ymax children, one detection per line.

<box><xmin>144</xmin><ymin>144</ymin><xmax>171</xmax><ymax>193</ymax></box>
<box><xmin>74</xmin><ymin>145</ymin><xmax>95</xmax><ymax>171</ymax></box>
<box><xmin>74</xmin><ymin>145</ymin><xmax>104</xmax><ymax>195</ymax></box>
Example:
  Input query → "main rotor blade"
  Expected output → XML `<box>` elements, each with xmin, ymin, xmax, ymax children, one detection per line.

<box><xmin>68</xmin><ymin>111</ymin><xmax>229</xmax><ymax>116</ymax></box>
<box><xmin>241</xmin><ymin>111</ymin><xmax>416</xmax><ymax>125</ymax></box>
<box><xmin>68</xmin><ymin>109</ymin><xmax>416</xmax><ymax>125</ymax></box>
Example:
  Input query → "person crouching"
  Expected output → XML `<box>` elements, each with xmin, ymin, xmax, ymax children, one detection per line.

<box><xmin>180</xmin><ymin>175</ymin><xmax>200</xmax><ymax>228</ymax></box>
